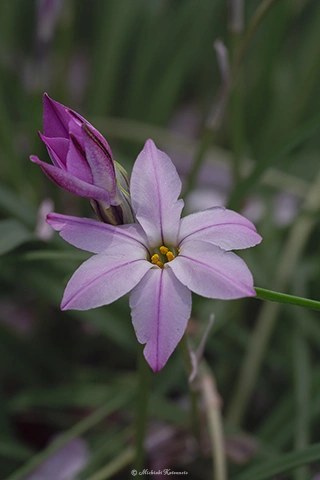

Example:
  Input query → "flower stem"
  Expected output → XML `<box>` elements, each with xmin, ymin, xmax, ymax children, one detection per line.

<box><xmin>254</xmin><ymin>287</ymin><xmax>320</xmax><ymax>311</ymax></box>
<box><xmin>134</xmin><ymin>344</ymin><xmax>150</xmax><ymax>474</ymax></box>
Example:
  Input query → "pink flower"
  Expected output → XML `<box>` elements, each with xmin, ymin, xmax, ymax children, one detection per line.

<box><xmin>47</xmin><ymin>140</ymin><xmax>262</xmax><ymax>372</ymax></box>
<box><xmin>30</xmin><ymin>94</ymin><xmax>134</xmax><ymax>225</ymax></box>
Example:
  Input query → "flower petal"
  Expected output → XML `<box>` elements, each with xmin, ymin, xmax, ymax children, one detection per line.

<box><xmin>66</xmin><ymin>132</ymin><xmax>93</xmax><ymax>183</ymax></box>
<box><xmin>130</xmin><ymin>267</ymin><xmax>191</xmax><ymax>372</ymax></box>
<box><xmin>61</xmin><ymin>246</ymin><xmax>152</xmax><ymax>310</ymax></box>
<box><xmin>30</xmin><ymin>156</ymin><xmax>111</xmax><ymax>203</ymax></box>
<box><xmin>130</xmin><ymin>139</ymin><xmax>184</xmax><ymax>247</ymax></box>
<box><xmin>67</xmin><ymin>109</ymin><xmax>114</xmax><ymax>165</ymax></box>
<box><xmin>47</xmin><ymin>213</ymin><xmax>149</xmax><ymax>253</ymax></box>
<box><xmin>43</xmin><ymin>93</ymin><xmax>71</xmax><ymax>138</ymax></box>
<box><xmin>170</xmin><ymin>240</ymin><xmax>256</xmax><ymax>299</ymax></box>
<box><xmin>39</xmin><ymin>133</ymin><xmax>69</xmax><ymax>169</ymax></box>
<box><xmin>179</xmin><ymin>206</ymin><xmax>262</xmax><ymax>250</ymax></box>
<box><xmin>81</xmin><ymin>123</ymin><xmax>118</xmax><ymax>199</ymax></box>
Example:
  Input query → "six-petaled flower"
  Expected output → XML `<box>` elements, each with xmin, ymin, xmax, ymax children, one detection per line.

<box><xmin>47</xmin><ymin>139</ymin><xmax>262</xmax><ymax>372</ymax></box>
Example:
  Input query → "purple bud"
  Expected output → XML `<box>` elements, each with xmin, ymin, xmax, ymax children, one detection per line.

<box><xmin>31</xmin><ymin>94</ymin><xmax>134</xmax><ymax>225</ymax></box>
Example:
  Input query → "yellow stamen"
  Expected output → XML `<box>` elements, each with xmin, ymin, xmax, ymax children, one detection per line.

<box><xmin>157</xmin><ymin>261</ymin><xmax>164</xmax><ymax>268</ymax></box>
<box><xmin>159</xmin><ymin>246</ymin><xmax>169</xmax><ymax>255</ymax></box>
<box><xmin>151</xmin><ymin>253</ymin><xmax>159</xmax><ymax>264</ymax></box>
<box><xmin>166</xmin><ymin>251</ymin><xmax>175</xmax><ymax>262</ymax></box>
<box><xmin>177</xmin><ymin>248</ymin><xmax>180</xmax><ymax>253</ymax></box>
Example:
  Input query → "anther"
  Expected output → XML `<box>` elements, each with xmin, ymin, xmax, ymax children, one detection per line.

<box><xmin>151</xmin><ymin>253</ymin><xmax>159</xmax><ymax>264</ymax></box>
<box><xmin>160</xmin><ymin>246</ymin><xmax>169</xmax><ymax>255</ymax></box>
<box><xmin>166</xmin><ymin>251</ymin><xmax>175</xmax><ymax>262</ymax></box>
<box><xmin>157</xmin><ymin>261</ymin><xmax>164</xmax><ymax>268</ymax></box>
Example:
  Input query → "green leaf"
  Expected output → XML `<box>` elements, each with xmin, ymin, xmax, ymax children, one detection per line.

<box><xmin>0</xmin><ymin>219</ymin><xmax>32</xmax><ymax>255</ymax></box>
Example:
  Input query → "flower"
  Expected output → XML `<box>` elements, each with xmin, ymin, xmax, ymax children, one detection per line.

<box><xmin>30</xmin><ymin>94</ymin><xmax>134</xmax><ymax>225</ymax></box>
<box><xmin>47</xmin><ymin>140</ymin><xmax>262</xmax><ymax>372</ymax></box>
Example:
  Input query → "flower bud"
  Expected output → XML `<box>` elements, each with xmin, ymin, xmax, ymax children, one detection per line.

<box><xmin>30</xmin><ymin>93</ymin><xmax>134</xmax><ymax>225</ymax></box>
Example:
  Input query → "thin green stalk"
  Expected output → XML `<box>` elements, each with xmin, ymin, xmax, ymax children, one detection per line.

<box><xmin>5</xmin><ymin>392</ymin><xmax>132</xmax><ymax>480</ymax></box>
<box><xmin>201</xmin><ymin>362</ymin><xmax>227</xmax><ymax>480</ymax></box>
<box><xmin>254</xmin><ymin>287</ymin><xmax>320</xmax><ymax>311</ymax></box>
<box><xmin>227</xmin><ymin>167</ymin><xmax>320</xmax><ymax>427</ymax></box>
<box><xmin>134</xmin><ymin>344</ymin><xmax>150</xmax><ymax>475</ymax></box>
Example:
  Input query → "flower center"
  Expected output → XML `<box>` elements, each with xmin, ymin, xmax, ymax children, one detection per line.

<box><xmin>150</xmin><ymin>245</ymin><xmax>179</xmax><ymax>269</ymax></box>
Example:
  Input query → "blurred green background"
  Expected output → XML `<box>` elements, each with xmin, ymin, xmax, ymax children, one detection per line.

<box><xmin>1</xmin><ymin>0</ymin><xmax>320</xmax><ymax>478</ymax></box>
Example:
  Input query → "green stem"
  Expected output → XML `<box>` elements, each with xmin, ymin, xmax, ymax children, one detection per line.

<box><xmin>254</xmin><ymin>287</ymin><xmax>320</xmax><ymax>311</ymax></box>
<box><xmin>5</xmin><ymin>392</ymin><xmax>132</xmax><ymax>480</ymax></box>
<box><xmin>134</xmin><ymin>344</ymin><xmax>150</xmax><ymax>475</ymax></box>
